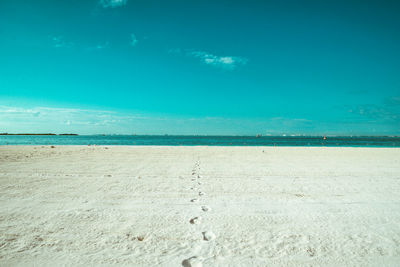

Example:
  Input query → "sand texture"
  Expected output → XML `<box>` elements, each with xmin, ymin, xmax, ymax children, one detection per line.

<box><xmin>0</xmin><ymin>146</ymin><xmax>400</xmax><ymax>266</ymax></box>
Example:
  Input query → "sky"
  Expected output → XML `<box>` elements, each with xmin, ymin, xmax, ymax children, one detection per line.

<box><xmin>0</xmin><ymin>0</ymin><xmax>399</xmax><ymax>135</ymax></box>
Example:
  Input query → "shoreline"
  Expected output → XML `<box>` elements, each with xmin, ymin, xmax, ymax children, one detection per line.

<box><xmin>1</xmin><ymin>145</ymin><xmax>400</xmax><ymax>149</ymax></box>
<box><xmin>0</xmin><ymin>133</ymin><xmax>78</xmax><ymax>136</ymax></box>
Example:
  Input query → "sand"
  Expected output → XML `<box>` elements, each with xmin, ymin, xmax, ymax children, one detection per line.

<box><xmin>0</xmin><ymin>146</ymin><xmax>400</xmax><ymax>266</ymax></box>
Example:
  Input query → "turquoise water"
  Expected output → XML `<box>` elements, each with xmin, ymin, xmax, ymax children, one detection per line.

<box><xmin>1</xmin><ymin>135</ymin><xmax>399</xmax><ymax>147</ymax></box>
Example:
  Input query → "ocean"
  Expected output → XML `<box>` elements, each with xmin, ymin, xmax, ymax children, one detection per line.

<box><xmin>0</xmin><ymin>135</ymin><xmax>400</xmax><ymax>147</ymax></box>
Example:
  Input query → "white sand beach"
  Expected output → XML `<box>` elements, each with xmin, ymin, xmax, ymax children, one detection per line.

<box><xmin>0</xmin><ymin>146</ymin><xmax>400</xmax><ymax>266</ymax></box>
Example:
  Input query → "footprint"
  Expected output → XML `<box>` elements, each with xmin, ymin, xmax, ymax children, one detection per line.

<box><xmin>197</xmin><ymin>182</ymin><xmax>202</xmax><ymax>185</ymax></box>
<box><xmin>202</xmin><ymin>231</ymin><xmax>216</xmax><ymax>241</ymax></box>
<box><xmin>190</xmin><ymin>199</ymin><xmax>198</xmax><ymax>203</ymax></box>
<box><xmin>189</xmin><ymin>217</ymin><xmax>202</xmax><ymax>224</ymax></box>
<box><xmin>198</xmin><ymin>192</ymin><xmax>205</xmax><ymax>196</ymax></box>
<box><xmin>182</xmin><ymin>256</ymin><xmax>202</xmax><ymax>267</ymax></box>
<box><xmin>201</xmin><ymin>206</ymin><xmax>211</xmax><ymax>212</ymax></box>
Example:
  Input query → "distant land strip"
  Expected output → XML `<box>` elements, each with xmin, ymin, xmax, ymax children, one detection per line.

<box><xmin>0</xmin><ymin>133</ymin><xmax>78</xmax><ymax>136</ymax></box>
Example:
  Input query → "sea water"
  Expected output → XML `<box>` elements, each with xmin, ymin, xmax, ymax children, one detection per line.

<box><xmin>1</xmin><ymin>135</ymin><xmax>399</xmax><ymax>147</ymax></box>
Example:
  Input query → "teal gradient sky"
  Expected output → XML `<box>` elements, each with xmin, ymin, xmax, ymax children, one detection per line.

<box><xmin>1</xmin><ymin>0</ymin><xmax>399</xmax><ymax>135</ymax></box>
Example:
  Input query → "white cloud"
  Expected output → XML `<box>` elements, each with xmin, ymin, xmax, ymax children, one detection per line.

<box><xmin>0</xmin><ymin>105</ymin><xmax>315</xmax><ymax>135</ymax></box>
<box><xmin>187</xmin><ymin>50</ymin><xmax>248</xmax><ymax>70</ymax></box>
<box><xmin>0</xmin><ymin>106</ymin><xmax>144</xmax><ymax>134</ymax></box>
<box><xmin>99</xmin><ymin>0</ymin><xmax>127</xmax><ymax>8</ymax></box>
<box><xmin>130</xmin><ymin>33</ymin><xmax>138</xmax><ymax>47</ymax></box>
<box><xmin>96</xmin><ymin>42</ymin><xmax>110</xmax><ymax>49</ymax></box>
<box><xmin>88</xmin><ymin>41</ymin><xmax>110</xmax><ymax>51</ymax></box>
<box><xmin>1</xmin><ymin>104</ymin><xmax>398</xmax><ymax>135</ymax></box>
<box><xmin>50</xmin><ymin>36</ymin><xmax>74</xmax><ymax>48</ymax></box>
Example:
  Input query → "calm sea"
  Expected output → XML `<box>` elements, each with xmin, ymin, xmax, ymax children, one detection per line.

<box><xmin>0</xmin><ymin>135</ymin><xmax>400</xmax><ymax>147</ymax></box>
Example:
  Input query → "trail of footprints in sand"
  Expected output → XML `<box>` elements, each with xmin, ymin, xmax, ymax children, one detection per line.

<box><xmin>182</xmin><ymin>159</ymin><xmax>215</xmax><ymax>267</ymax></box>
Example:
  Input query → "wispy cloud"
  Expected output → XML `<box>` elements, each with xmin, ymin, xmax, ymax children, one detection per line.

<box><xmin>50</xmin><ymin>36</ymin><xmax>74</xmax><ymax>48</ymax></box>
<box><xmin>384</xmin><ymin>96</ymin><xmax>400</xmax><ymax>107</ymax></box>
<box><xmin>187</xmin><ymin>50</ymin><xmax>248</xmax><ymax>70</ymax></box>
<box><xmin>2</xmin><ymin>104</ymin><xmax>398</xmax><ymax>135</ymax></box>
<box><xmin>87</xmin><ymin>41</ymin><xmax>110</xmax><ymax>51</ymax></box>
<box><xmin>169</xmin><ymin>49</ymin><xmax>248</xmax><ymax>70</ymax></box>
<box><xmin>345</xmin><ymin>96</ymin><xmax>400</xmax><ymax>122</ymax></box>
<box><xmin>0</xmin><ymin>105</ymin><xmax>315</xmax><ymax>135</ymax></box>
<box><xmin>0</xmin><ymin>106</ymin><xmax>147</xmax><ymax>134</ymax></box>
<box><xmin>49</xmin><ymin>36</ymin><xmax>111</xmax><ymax>52</ymax></box>
<box><xmin>130</xmin><ymin>33</ymin><xmax>138</xmax><ymax>47</ymax></box>
<box><xmin>99</xmin><ymin>0</ymin><xmax>127</xmax><ymax>8</ymax></box>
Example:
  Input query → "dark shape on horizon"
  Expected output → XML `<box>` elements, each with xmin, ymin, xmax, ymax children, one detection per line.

<box><xmin>0</xmin><ymin>133</ymin><xmax>57</xmax><ymax>135</ymax></box>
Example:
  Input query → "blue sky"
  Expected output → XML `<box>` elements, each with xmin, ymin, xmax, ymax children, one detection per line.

<box><xmin>1</xmin><ymin>0</ymin><xmax>399</xmax><ymax>135</ymax></box>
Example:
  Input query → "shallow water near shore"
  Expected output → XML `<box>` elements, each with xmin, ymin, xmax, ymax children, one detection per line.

<box><xmin>1</xmin><ymin>135</ymin><xmax>400</xmax><ymax>147</ymax></box>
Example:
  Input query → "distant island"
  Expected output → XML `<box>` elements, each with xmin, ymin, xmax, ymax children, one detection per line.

<box><xmin>0</xmin><ymin>133</ymin><xmax>78</xmax><ymax>136</ymax></box>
